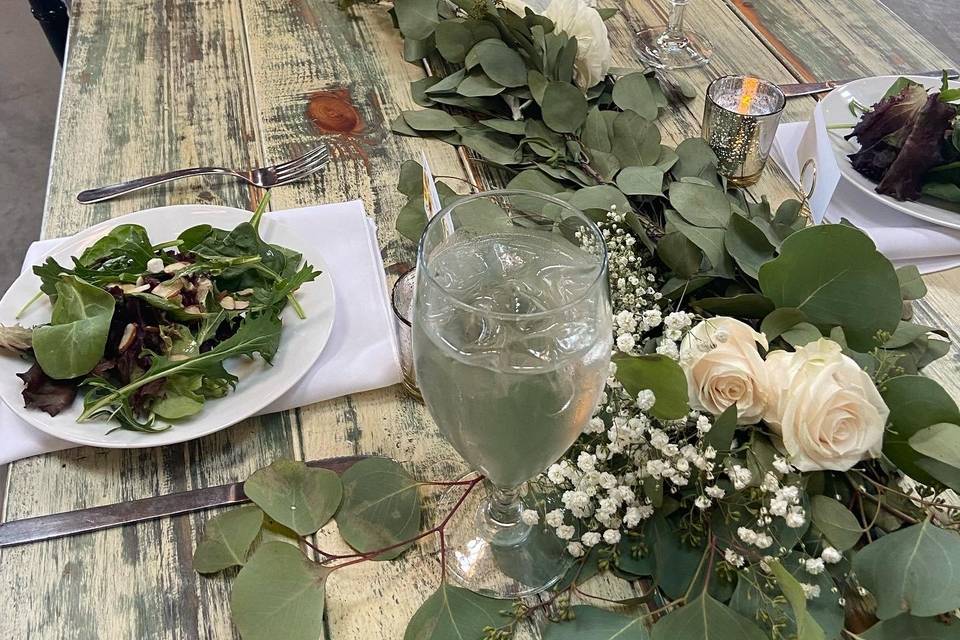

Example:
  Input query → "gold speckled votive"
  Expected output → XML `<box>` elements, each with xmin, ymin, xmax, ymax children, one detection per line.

<box><xmin>702</xmin><ymin>75</ymin><xmax>786</xmax><ymax>187</ymax></box>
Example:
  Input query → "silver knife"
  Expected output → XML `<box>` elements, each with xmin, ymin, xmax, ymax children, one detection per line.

<box><xmin>781</xmin><ymin>69</ymin><xmax>959</xmax><ymax>97</ymax></box>
<box><xmin>0</xmin><ymin>455</ymin><xmax>367</xmax><ymax>549</ymax></box>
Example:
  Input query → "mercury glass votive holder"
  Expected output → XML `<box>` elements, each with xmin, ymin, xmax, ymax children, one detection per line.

<box><xmin>391</xmin><ymin>268</ymin><xmax>422</xmax><ymax>401</ymax></box>
<box><xmin>702</xmin><ymin>75</ymin><xmax>786</xmax><ymax>187</ymax></box>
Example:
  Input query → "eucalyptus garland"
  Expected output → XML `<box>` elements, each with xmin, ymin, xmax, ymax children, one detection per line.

<box><xmin>190</xmin><ymin>1</ymin><xmax>960</xmax><ymax>639</ymax></box>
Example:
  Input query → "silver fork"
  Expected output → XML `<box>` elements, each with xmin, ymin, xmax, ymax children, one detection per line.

<box><xmin>77</xmin><ymin>144</ymin><xmax>330</xmax><ymax>204</ymax></box>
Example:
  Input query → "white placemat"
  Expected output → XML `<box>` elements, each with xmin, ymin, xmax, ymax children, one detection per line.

<box><xmin>771</xmin><ymin>121</ymin><xmax>960</xmax><ymax>273</ymax></box>
<box><xmin>0</xmin><ymin>200</ymin><xmax>401</xmax><ymax>464</ymax></box>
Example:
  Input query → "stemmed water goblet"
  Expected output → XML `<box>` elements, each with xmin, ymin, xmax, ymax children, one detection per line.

<box><xmin>412</xmin><ymin>190</ymin><xmax>612</xmax><ymax>598</ymax></box>
<box><xmin>635</xmin><ymin>0</ymin><xmax>713</xmax><ymax>70</ymax></box>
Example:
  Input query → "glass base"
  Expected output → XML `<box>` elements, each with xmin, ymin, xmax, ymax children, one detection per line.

<box><xmin>438</xmin><ymin>477</ymin><xmax>571</xmax><ymax>599</ymax></box>
<box><xmin>634</xmin><ymin>27</ymin><xmax>712</xmax><ymax>70</ymax></box>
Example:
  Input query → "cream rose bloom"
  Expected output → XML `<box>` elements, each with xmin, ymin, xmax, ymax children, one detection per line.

<box><xmin>764</xmin><ymin>339</ymin><xmax>887</xmax><ymax>472</ymax></box>
<box><xmin>543</xmin><ymin>0</ymin><xmax>612</xmax><ymax>89</ymax></box>
<box><xmin>679</xmin><ymin>317</ymin><xmax>770</xmax><ymax>425</ymax></box>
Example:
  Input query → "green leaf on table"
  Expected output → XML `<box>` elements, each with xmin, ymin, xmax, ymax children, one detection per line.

<box><xmin>32</xmin><ymin>275</ymin><xmax>115</xmax><ymax>380</ymax></box>
<box><xmin>617</xmin><ymin>166</ymin><xmax>665</xmax><ymax>196</ymax></box>
<box><xmin>541</xmin><ymin>81</ymin><xmax>588</xmax><ymax>133</ymax></box>
<box><xmin>337</xmin><ymin>457</ymin><xmax>422</xmax><ymax>560</ymax></box>
<box><xmin>459</xmin><ymin>128</ymin><xmax>520</xmax><ymax>165</ymax></box>
<box><xmin>757</xmin><ymin>224</ymin><xmax>902</xmax><ymax>351</ymax></box>
<box><xmin>671</xmin><ymin>138</ymin><xmax>720</xmax><ymax>183</ymax></box>
<box><xmin>397</xmin><ymin>160</ymin><xmax>424</xmax><ymax>198</ymax></box>
<box><xmin>403</xmin><ymin>584</ymin><xmax>507</xmax><ymax>640</ymax></box>
<box><xmin>402</xmin><ymin>109</ymin><xmax>458</xmax><ymax>131</ymax></box>
<box><xmin>669</xmin><ymin>181</ymin><xmax>731</xmax><ymax>228</ymax></box>
<box><xmin>896</xmin><ymin>264</ymin><xmax>927</xmax><ymax>300</ymax></box>
<box><xmin>543</xmin><ymin>606</ymin><xmax>648</xmax><ymax>639</ymax></box>
<box><xmin>434</xmin><ymin>19</ymin><xmax>472</xmax><ymax>63</ymax></box>
<box><xmin>193</xmin><ymin>505</ymin><xmax>263</xmax><ymax>574</ymax></box>
<box><xmin>613</xmin><ymin>353</ymin><xmax>689</xmax><ymax>420</ymax></box>
<box><xmin>612</xmin><ymin>72</ymin><xmax>658</xmax><ymax>120</ymax></box>
<box><xmin>853</xmin><ymin>518</ymin><xmax>960</xmax><ymax>619</ymax></box>
<box><xmin>693</xmin><ymin>294</ymin><xmax>774</xmax><ymax>319</ymax></box>
<box><xmin>724</xmin><ymin>213</ymin><xmax>776</xmax><ymax>279</ymax></box>
<box><xmin>410</xmin><ymin>77</ymin><xmax>439</xmax><ymax>107</ymax></box>
<box><xmin>231</xmin><ymin>542</ymin><xmax>329</xmax><ymax>640</ymax></box>
<box><xmin>457</xmin><ymin>70</ymin><xmax>505</xmax><ymax>97</ymax></box>
<box><xmin>810</xmin><ymin>495</ymin><xmax>861</xmax><ymax>551</ymax></box>
<box><xmin>465</xmin><ymin>38</ymin><xmax>527</xmax><ymax>87</ymax></box>
<box><xmin>768</xmin><ymin>559</ymin><xmax>825</xmax><ymax>640</ymax></box>
<box><xmin>655</xmin><ymin>145</ymin><xmax>679</xmax><ymax>172</ymax></box>
<box><xmin>403</xmin><ymin>34</ymin><xmax>436</xmax><ymax>63</ymax></box>
<box><xmin>705</xmin><ymin>404</ymin><xmax>738</xmax><ymax>453</ymax></box>
<box><xmin>611</xmin><ymin>111</ymin><xmax>661</xmax><ymax>167</ymax></box>
<box><xmin>652</xmin><ymin>593</ymin><xmax>768</xmax><ymax>640</ymax></box>
<box><xmin>394</xmin><ymin>0</ymin><xmax>439</xmax><ymax>40</ymax></box>
<box><xmin>582</xmin><ymin>107</ymin><xmax>611</xmax><ymax>152</ymax></box>
<box><xmin>396</xmin><ymin>197</ymin><xmax>428</xmax><ymax>243</ymax></box>
<box><xmin>657</xmin><ymin>231</ymin><xmax>702</xmax><ymax>278</ymax></box>
<box><xmin>881</xmin><ymin>375</ymin><xmax>960</xmax><ymax>487</ymax></box>
<box><xmin>861</xmin><ymin>613</ymin><xmax>959</xmax><ymax>639</ymax></box>
<box><xmin>481</xmin><ymin>118</ymin><xmax>527</xmax><ymax>135</ymax></box>
<box><xmin>425</xmin><ymin>69</ymin><xmax>466</xmax><ymax>95</ymax></box>
<box><xmin>243</xmin><ymin>459</ymin><xmax>342</xmax><ymax>536</ymax></box>
<box><xmin>666</xmin><ymin>211</ymin><xmax>733</xmax><ymax>278</ymax></box>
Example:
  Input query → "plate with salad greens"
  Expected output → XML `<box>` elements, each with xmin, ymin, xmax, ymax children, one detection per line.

<box><xmin>0</xmin><ymin>204</ymin><xmax>334</xmax><ymax>448</ymax></box>
<box><xmin>822</xmin><ymin>74</ymin><xmax>960</xmax><ymax>229</ymax></box>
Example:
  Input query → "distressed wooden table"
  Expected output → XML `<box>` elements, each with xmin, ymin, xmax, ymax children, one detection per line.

<box><xmin>0</xmin><ymin>0</ymin><xmax>956</xmax><ymax>637</ymax></box>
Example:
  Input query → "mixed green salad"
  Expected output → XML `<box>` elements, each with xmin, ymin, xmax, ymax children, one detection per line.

<box><xmin>846</xmin><ymin>72</ymin><xmax>960</xmax><ymax>202</ymax></box>
<box><xmin>0</xmin><ymin>205</ymin><xmax>319</xmax><ymax>432</ymax></box>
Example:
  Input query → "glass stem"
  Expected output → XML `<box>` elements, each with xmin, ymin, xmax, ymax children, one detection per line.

<box><xmin>666</xmin><ymin>0</ymin><xmax>689</xmax><ymax>36</ymax></box>
<box><xmin>485</xmin><ymin>481</ymin><xmax>523</xmax><ymax>527</ymax></box>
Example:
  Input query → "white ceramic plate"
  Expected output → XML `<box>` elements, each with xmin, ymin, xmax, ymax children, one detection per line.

<box><xmin>821</xmin><ymin>75</ymin><xmax>960</xmax><ymax>230</ymax></box>
<box><xmin>0</xmin><ymin>204</ymin><xmax>335</xmax><ymax>448</ymax></box>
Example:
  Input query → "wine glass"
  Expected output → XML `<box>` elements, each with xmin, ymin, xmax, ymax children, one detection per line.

<box><xmin>635</xmin><ymin>0</ymin><xmax>713</xmax><ymax>70</ymax></box>
<box><xmin>412</xmin><ymin>190</ymin><xmax>612</xmax><ymax>598</ymax></box>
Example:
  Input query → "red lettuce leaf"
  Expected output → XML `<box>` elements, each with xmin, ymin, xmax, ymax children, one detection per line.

<box><xmin>846</xmin><ymin>83</ymin><xmax>929</xmax><ymax>150</ymax></box>
<box><xmin>18</xmin><ymin>362</ymin><xmax>78</xmax><ymax>416</ymax></box>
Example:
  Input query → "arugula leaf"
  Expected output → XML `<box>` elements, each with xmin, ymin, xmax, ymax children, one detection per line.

<box><xmin>78</xmin><ymin>313</ymin><xmax>282</xmax><ymax>425</ymax></box>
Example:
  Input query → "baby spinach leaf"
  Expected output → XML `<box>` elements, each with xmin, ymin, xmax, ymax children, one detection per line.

<box><xmin>32</xmin><ymin>275</ymin><xmax>116</xmax><ymax>380</ymax></box>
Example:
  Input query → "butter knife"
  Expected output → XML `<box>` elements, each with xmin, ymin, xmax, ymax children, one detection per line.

<box><xmin>781</xmin><ymin>69</ymin><xmax>959</xmax><ymax>97</ymax></box>
<box><xmin>0</xmin><ymin>455</ymin><xmax>367</xmax><ymax>549</ymax></box>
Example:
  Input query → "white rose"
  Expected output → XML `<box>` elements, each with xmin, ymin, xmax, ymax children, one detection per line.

<box><xmin>763</xmin><ymin>339</ymin><xmax>887</xmax><ymax>472</ymax></box>
<box><xmin>679</xmin><ymin>317</ymin><xmax>770</xmax><ymax>425</ymax></box>
<box><xmin>542</xmin><ymin>0</ymin><xmax>612</xmax><ymax>89</ymax></box>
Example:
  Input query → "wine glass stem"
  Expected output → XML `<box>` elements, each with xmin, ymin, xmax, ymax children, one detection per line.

<box><xmin>486</xmin><ymin>481</ymin><xmax>523</xmax><ymax>527</ymax></box>
<box><xmin>666</xmin><ymin>0</ymin><xmax>689</xmax><ymax>36</ymax></box>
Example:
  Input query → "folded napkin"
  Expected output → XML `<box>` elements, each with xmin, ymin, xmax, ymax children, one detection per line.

<box><xmin>771</xmin><ymin>121</ymin><xmax>960</xmax><ymax>274</ymax></box>
<box><xmin>0</xmin><ymin>201</ymin><xmax>401</xmax><ymax>465</ymax></box>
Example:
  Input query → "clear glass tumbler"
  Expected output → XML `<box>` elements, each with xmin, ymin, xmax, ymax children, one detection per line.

<box><xmin>634</xmin><ymin>0</ymin><xmax>713</xmax><ymax>70</ymax></box>
<box><xmin>412</xmin><ymin>190</ymin><xmax>612</xmax><ymax>598</ymax></box>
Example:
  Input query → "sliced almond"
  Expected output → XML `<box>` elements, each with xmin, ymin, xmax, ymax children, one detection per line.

<box><xmin>219</xmin><ymin>295</ymin><xmax>237</xmax><ymax>310</ymax></box>
<box><xmin>119</xmin><ymin>283</ymin><xmax>150</xmax><ymax>294</ymax></box>
<box><xmin>168</xmin><ymin>354</ymin><xmax>190</xmax><ymax>362</ymax></box>
<box><xmin>235</xmin><ymin>288</ymin><xmax>255</xmax><ymax>297</ymax></box>
<box><xmin>118</xmin><ymin>324</ymin><xmax>138</xmax><ymax>353</ymax></box>
<box><xmin>195</xmin><ymin>278</ymin><xmax>213</xmax><ymax>307</ymax></box>
<box><xmin>152</xmin><ymin>279</ymin><xmax>183</xmax><ymax>299</ymax></box>
<box><xmin>182</xmin><ymin>305</ymin><xmax>202</xmax><ymax>315</ymax></box>
<box><xmin>136</xmin><ymin>275</ymin><xmax>144</xmax><ymax>286</ymax></box>
<box><xmin>232</xmin><ymin>300</ymin><xmax>250</xmax><ymax>310</ymax></box>
<box><xmin>162</xmin><ymin>261</ymin><xmax>190</xmax><ymax>274</ymax></box>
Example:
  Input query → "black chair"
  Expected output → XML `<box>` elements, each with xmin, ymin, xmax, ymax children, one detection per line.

<box><xmin>28</xmin><ymin>0</ymin><xmax>69</xmax><ymax>66</ymax></box>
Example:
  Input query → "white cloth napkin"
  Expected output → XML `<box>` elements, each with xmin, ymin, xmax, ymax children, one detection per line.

<box><xmin>771</xmin><ymin>121</ymin><xmax>960</xmax><ymax>274</ymax></box>
<box><xmin>0</xmin><ymin>201</ymin><xmax>401</xmax><ymax>464</ymax></box>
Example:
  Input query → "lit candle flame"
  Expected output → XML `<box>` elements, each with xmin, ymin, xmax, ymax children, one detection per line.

<box><xmin>737</xmin><ymin>77</ymin><xmax>760</xmax><ymax>114</ymax></box>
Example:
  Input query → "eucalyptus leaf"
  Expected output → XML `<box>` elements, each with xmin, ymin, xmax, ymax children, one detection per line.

<box><xmin>541</xmin><ymin>81</ymin><xmax>588</xmax><ymax>133</ymax></box>
<box><xmin>33</xmin><ymin>275</ymin><xmax>115</xmax><ymax>380</ymax></box>
<box><xmin>612</xmin><ymin>72</ymin><xmax>659</xmax><ymax>120</ymax></box>
<box><xmin>403</xmin><ymin>34</ymin><xmax>436</xmax><ymax>63</ymax></box>
<box><xmin>611</xmin><ymin>111</ymin><xmax>661</xmax><ymax>167</ymax></box>
<box><xmin>397</xmin><ymin>197</ymin><xmax>428</xmax><ymax>243</ymax></box>
<box><xmin>394</xmin><ymin>0</ymin><xmax>440</xmax><ymax>40</ymax></box>
<box><xmin>193</xmin><ymin>505</ymin><xmax>263</xmax><ymax>574</ymax></box>
<box><xmin>666</xmin><ymin>211</ymin><xmax>734</xmax><ymax>278</ymax></box>
<box><xmin>768</xmin><ymin>559</ymin><xmax>825</xmax><ymax>640</ymax></box>
<box><xmin>543</xmin><ymin>606</ymin><xmax>648</xmax><ymax>639</ymax></box>
<box><xmin>613</xmin><ymin>353</ymin><xmax>688</xmax><ymax>420</ymax></box>
<box><xmin>652</xmin><ymin>593</ymin><xmax>768</xmax><ymax>640</ymax></box>
<box><xmin>481</xmin><ymin>118</ymin><xmax>527</xmax><ymax>135</ymax></box>
<box><xmin>657</xmin><ymin>231</ymin><xmax>702</xmax><ymax>278</ymax></box>
<box><xmin>402</xmin><ymin>109</ymin><xmax>459</xmax><ymax>132</ymax></box>
<box><xmin>465</xmin><ymin>38</ymin><xmax>527</xmax><ymax>87</ymax></box>
<box><xmin>706</xmin><ymin>404</ymin><xmax>738</xmax><ymax>452</ymax></box>
<box><xmin>760</xmin><ymin>308</ymin><xmax>807</xmax><ymax>341</ymax></box>
<box><xmin>810</xmin><ymin>495</ymin><xmax>861</xmax><ymax>551</ymax></box>
<box><xmin>243</xmin><ymin>459</ymin><xmax>343</xmax><ymax>536</ymax></box>
<box><xmin>458</xmin><ymin>128</ymin><xmax>520</xmax><ymax>165</ymax></box>
<box><xmin>909</xmin><ymin>422</ymin><xmax>960</xmax><ymax>467</ymax></box>
<box><xmin>338</xmin><ymin>457</ymin><xmax>422</xmax><ymax>560</ymax></box>
<box><xmin>896</xmin><ymin>264</ymin><xmax>927</xmax><ymax>300</ymax></box>
<box><xmin>617</xmin><ymin>166</ymin><xmax>665</xmax><ymax>196</ymax></box>
<box><xmin>582</xmin><ymin>107</ymin><xmax>611</xmax><ymax>152</ymax></box>
<box><xmin>881</xmin><ymin>375</ymin><xmax>960</xmax><ymax>487</ymax></box>
<box><xmin>457</xmin><ymin>71</ymin><xmax>505</xmax><ymax>97</ymax></box>
<box><xmin>528</xmin><ymin>70</ymin><xmax>548</xmax><ymax>104</ymax></box>
<box><xmin>693</xmin><ymin>294</ymin><xmax>775</xmax><ymax>319</ymax></box>
<box><xmin>861</xmin><ymin>613</ymin><xmax>959</xmax><ymax>639</ymax></box>
<box><xmin>231</xmin><ymin>542</ymin><xmax>329</xmax><ymax>640</ymax></box>
<box><xmin>672</xmin><ymin>138</ymin><xmax>720</xmax><ymax>183</ymax></box>
<box><xmin>403</xmin><ymin>584</ymin><xmax>507</xmax><ymax>640</ymax></box>
<box><xmin>434</xmin><ymin>19</ymin><xmax>472</xmax><ymax>63</ymax></box>
<box><xmin>590</xmin><ymin>149</ymin><xmax>621</xmax><ymax>181</ymax></box>
<box><xmin>724</xmin><ymin>213</ymin><xmax>775</xmax><ymax>279</ymax></box>
<box><xmin>425</xmin><ymin>69</ymin><xmax>466</xmax><ymax>94</ymax></box>
<box><xmin>410</xmin><ymin>77</ymin><xmax>439</xmax><ymax>106</ymax></box>
<box><xmin>670</xmin><ymin>181</ymin><xmax>731</xmax><ymax>228</ymax></box>
<box><xmin>781</xmin><ymin>322</ymin><xmax>823</xmax><ymax>347</ymax></box>
<box><xmin>758</xmin><ymin>225</ymin><xmax>902</xmax><ymax>351</ymax></box>
<box><xmin>853</xmin><ymin>519</ymin><xmax>960</xmax><ymax>618</ymax></box>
